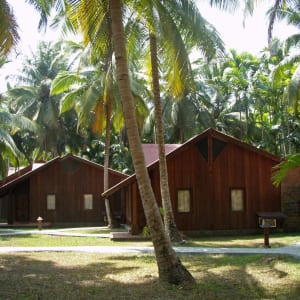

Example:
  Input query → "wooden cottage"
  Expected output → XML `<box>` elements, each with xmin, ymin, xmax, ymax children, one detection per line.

<box><xmin>103</xmin><ymin>128</ymin><xmax>282</xmax><ymax>234</ymax></box>
<box><xmin>0</xmin><ymin>154</ymin><xmax>128</xmax><ymax>225</ymax></box>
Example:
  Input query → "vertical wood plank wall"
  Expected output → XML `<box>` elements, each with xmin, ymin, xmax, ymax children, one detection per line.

<box><xmin>132</xmin><ymin>131</ymin><xmax>281</xmax><ymax>232</ymax></box>
<box><xmin>24</xmin><ymin>157</ymin><xmax>126</xmax><ymax>223</ymax></box>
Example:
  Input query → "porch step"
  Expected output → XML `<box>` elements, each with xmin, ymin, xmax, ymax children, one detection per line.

<box><xmin>110</xmin><ymin>231</ymin><xmax>150</xmax><ymax>241</ymax></box>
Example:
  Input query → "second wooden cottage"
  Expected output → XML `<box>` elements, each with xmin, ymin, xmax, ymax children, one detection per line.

<box><xmin>103</xmin><ymin>128</ymin><xmax>282</xmax><ymax>234</ymax></box>
<box><xmin>0</xmin><ymin>154</ymin><xmax>128</xmax><ymax>225</ymax></box>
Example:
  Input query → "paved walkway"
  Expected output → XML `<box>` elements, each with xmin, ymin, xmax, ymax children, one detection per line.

<box><xmin>0</xmin><ymin>244</ymin><xmax>299</xmax><ymax>258</ymax></box>
<box><xmin>0</xmin><ymin>228</ymin><xmax>299</xmax><ymax>258</ymax></box>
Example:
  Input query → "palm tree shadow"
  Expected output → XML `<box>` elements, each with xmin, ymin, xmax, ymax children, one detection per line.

<box><xmin>0</xmin><ymin>253</ymin><xmax>298</xmax><ymax>299</ymax></box>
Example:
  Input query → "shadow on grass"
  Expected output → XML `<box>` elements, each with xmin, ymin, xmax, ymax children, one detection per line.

<box><xmin>0</xmin><ymin>233</ymin><xmax>106</xmax><ymax>247</ymax></box>
<box><xmin>0</xmin><ymin>234</ymin><xmax>34</xmax><ymax>241</ymax></box>
<box><xmin>0</xmin><ymin>253</ymin><xmax>299</xmax><ymax>299</ymax></box>
<box><xmin>183</xmin><ymin>232</ymin><xmax>300</xmax><ymax>249</ymax></box>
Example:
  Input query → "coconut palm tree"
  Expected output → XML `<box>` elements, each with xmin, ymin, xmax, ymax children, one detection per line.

<box><xmin>49</xmin><ymin>1</ymin><xmax>150</xmax><ymax>228</ymax></box>
<box><xmin>5</xmin><ymin>0</ymin><xmax>195</xmax><ymax>284</ymax></box>
<box><xmin>264</xmin><ymin>0</ymin><xmax>300</xmax><ymax>48</ymax></box>
<box><xmin>109</xmin><ymin>0</ymin><xmax>194</xmax><ymax>284</ymax></box>
<box><xmin>7</xmin><ymin>41</ymin><xmax>73</xmax><ymax>158</ymax></box>
<box><xmin>51</xmin><ymin>45</ymin><xmax>149</xmax><ymax>227</ymax></box>
<box><xmin>0</xmin><ymin>0</ymin><xmax>19</xmax><ymax>55</ymax></box>
<box><xmin>0</xmin><ymin>107</ymin><xmax>37</xmax><ymax>179</ymax></box>
<box><xmin>129</xmin><ymin>0</ymin><xmax>224</xmax><ymax>243</ymax></box>
<box><xmin>268</xmin><ymin>3</ymin><xmax>300</xmax><ymax>117</ymax></box>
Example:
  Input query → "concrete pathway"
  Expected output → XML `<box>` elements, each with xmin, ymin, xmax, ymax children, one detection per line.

<box><xmin>0</xmin><ymin>227</ymin><xmax>110</xmax><ymax>238</ymax></box>
<box><xmin>0</xmin><ymin>228</ymin><xmax>299</xmax><ymax>258</ymax></box>
<box><xmin>0</xmin><ymin>244</ymin><xmax>299</xmax><ymax>258</ymax></box>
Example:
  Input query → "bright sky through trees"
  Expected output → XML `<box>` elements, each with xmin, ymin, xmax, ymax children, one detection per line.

<box><xmin>0</xmin><ymin>0</ymin><xmax>298</xmax><ymax>92</ymax></box>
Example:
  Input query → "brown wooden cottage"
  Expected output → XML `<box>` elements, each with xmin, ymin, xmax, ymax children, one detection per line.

<box><xmin>0</xmin><ymin>154</ymin><xmax>128</xmax><ymax>225</ymax></box>
<box><xmin>103</xmin><ymin>128</ymin><xmax>282</xmax><ymax>234</ymax></box>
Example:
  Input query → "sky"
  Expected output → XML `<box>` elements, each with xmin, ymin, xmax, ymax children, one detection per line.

<box><xmin>0</xmin><ymin>0</ymin><xmax>298</xmax><ymax>92</ymax></box>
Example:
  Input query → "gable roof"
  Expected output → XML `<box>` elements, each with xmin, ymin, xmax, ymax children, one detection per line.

<box><xmin>142</xmin><ymin>144</ymin><xmax>180</xmax><ymax>166</ymax></box>
<box><xmin>102</xmin><ymin>128</ymin><xmax>281</xmax><ymax>198</ymax></box>
<box><xmin>0</xmin><ymin>153</ymin><xmax>128</xmax><ymax>195</ymax></box>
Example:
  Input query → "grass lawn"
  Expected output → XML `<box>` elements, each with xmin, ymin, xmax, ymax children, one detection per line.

<box><xmin>0</xmin><ymin>228</ymin><xmax>299</xmax><ymax>248</ymax></box>
<box><xmin>0</xmin><ymin>232</ymin><xmax>152</xmax><ymax>247</ymax></box>
<box><xmin>183</xmin><ymin>232</ymin><xmax>300</xmax><ymax>248</ymax></box>
<box><xmin>1</xmin><ymin>229</ymin><xmax>300</xmax><ymax>298</ymax></box>
<box><xmin>0</xmin><ymin>252</ymin><xmax>299</xmax><ymax>299</ymax></box>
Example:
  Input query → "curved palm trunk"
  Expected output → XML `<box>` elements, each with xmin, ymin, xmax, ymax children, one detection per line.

<box><xmin>268</xmin><ymin>0</ymin><xmax>281</xmax><ymax>50</ymax></box>
<box><xmin>110</xmin><ymin>0</ymin><xmax>194</xmax><ymax>284</ymax></box>
<box><xmin>149</xmin><ymin>33</ymin><xmax>183</xmax><ymax>244</ymax></box>
<box><xmin>104</xmin><ymin>100</ymin><xmax>115</xmax><ymax>228</ymax></box>
<box><xmin>103</xmin><ymin>15</ymin><xmax>117</xmax><ymax>228</ymax></box>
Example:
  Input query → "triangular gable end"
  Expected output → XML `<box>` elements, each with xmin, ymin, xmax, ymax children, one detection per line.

<box><xmin>0</xmin><ymin>154</ymin><xmax>128</xmax><ymax>195</ymax></box>
<box><xmin>102</xmin><ymin>128</ymin><xmax>281</xmax><ymax>199</ymax></box>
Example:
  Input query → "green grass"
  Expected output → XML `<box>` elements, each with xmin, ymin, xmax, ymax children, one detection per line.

<box><xmin>63</xmin><ymin>227</ymin><xmax>127</xmax><ymax>234</ymax></box>
<box><xmin>0</xmin><ymin>228</ymin><xmax>299</xmax><ymax>248</ymax></box>
<box><xmin>0</xmin><ymin>252</ymin><xmax>299</xmax><ymax>299</ymax></box>
<box><xmin>1</xmin><ymin>228</ymin><xmax>299</xmax><ymax>298</ymax></box>
<box><xmin>0</xmin><ymin>234</ymin><xmax>152</xmax><ymax>247</ymax></box>
<box><xmin>183</xmin><ymin>232</ymin><xmax>300</xmax><ymax>248</ymax></box>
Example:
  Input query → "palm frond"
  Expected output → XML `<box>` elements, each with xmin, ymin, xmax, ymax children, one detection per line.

<box><xmin>50</xmin><ymin>71</ymin><xmax>86</xmax><ymax>95</ymax></box>
<box><xmin>271</xmin><ymin>51</ymin><xmax>300</xmax><ymax>87</ymax></box>
<box><xmin>0</xmin><ymin>0</ymin><xmax>20</xmax><ymax>54</ymax></box>
<box><xmin>78</xmin><ymin>81</ymin><xmax>103</xmax><ymax>127</ymax></box>
<box><xmin>208</xmin><ymin>0</ymin><xmax>240</xmax><ymax>12</ymax></box>
<box><xmin>0</xmin><ymin>127</ymin><xmax>19</xmax><ymax>156</ymax></box>
<box><xmin>287</xmin><ymin>64</ymin><xmax>300</xmax><ymax>110</ymax></box>
<box><xmin>9</xmin><ymin>113</ymin><xmax>38</xmax><ymax>133</ymax></box>
<box><xmin>272</xmin><ymin>153</ymin><xmax>300</xmax><ymax>187</ymax></box>
<box><xmin>60</xmin><ymin>89</ymin><xmax>82</xmax><ymax>113</ymax></box>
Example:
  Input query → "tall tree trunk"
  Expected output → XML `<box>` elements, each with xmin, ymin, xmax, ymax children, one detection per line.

<box><xmin>180</xmin><ymin>128</ymin><xmax>185</xmax><ymax>144</ymax></box>
<box><xmin>268</xmin><ymin>0</ymin><xmax>281</xmax><ymax>51</ymax></box>
<box><xmin>110</xmin><ymin>0</ymin><xmax>194</xmax><ymax>284</ymax></box>
<box><xmin>104</xmin><ymin>100</ymin><xmax>115</xmax><ymax>228</ymax></box>
<box><xmin>149</xmin><ymin>33</ymin><xmax>183</xmax><ymax>244</ymax></box>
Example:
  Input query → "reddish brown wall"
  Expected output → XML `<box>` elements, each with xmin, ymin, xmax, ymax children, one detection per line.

<box><xmin>132</xmin><ymin>136</ymin><xmax>281</xmax><ymax>233</ymax></box>
<box><xmin>281</xmin><ymin>167</ymin><xmax>300</xmax><ymax>231</ymax></box>
<box><xmin>27</xmin><ymin>158</ymin><xmax>125</xmax><ymax>223</ymax></box>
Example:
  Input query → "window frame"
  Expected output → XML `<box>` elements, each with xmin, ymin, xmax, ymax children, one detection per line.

<box><xmin>47</xmin><ymin>194</ymin><xmax>56</xmax><ymax>210</ymax></box>
<box><xmin>177</xmin><ymin>189</ymin><xmax>191</xmax><ymax>213</ymax></box>
<box><xmin>83</xmin><ymin>194</ymin><xmax>93</xmax><ymax>210</ymax></box>
<box><xmin>230</xmin><ymin>188</ymin><xmax>245</xmax><ymax>212</ymax></box>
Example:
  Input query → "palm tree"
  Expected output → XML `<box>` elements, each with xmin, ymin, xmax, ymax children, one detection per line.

<box><xmin>51</xmin><ymin>48</ymin><xmax>148</xmax><ymax>227</ymax></box>
<box><xmin>269</xmin><ymin>4</ymin><xmax>300</xmax><ymax>117</ymax></box>
<box><xmin>50</xmin><ymin>41</ymin><xmax>118</xmax><ymax>227</ymax></box>
<box><xmin>0</xmin><ymin>0</ymin><xmax>19</xmax><ymax>55</ymax></box>
<box><xmin>7</xmin><ymin>41</ymin><xmax>72</xmax><ymax>158</ymax></box>
<box><xmin>50</xmin><ymin>1</ymin><xmax>150</xmax><ymax>228</ymax></box>
<box><xmin>49</xmin><ymin>1</ymin><xmax>150</xmax><ymax>226</ymax></box>
<box><xmin>131</xmin><ymin>0</ymin><xmax>224</xmax><ymax>243</ymax></box>
<box><xmin>0</xmin><ymin>110</ymin><xmax>21</xmax><ymax>178</ymax></box>
<box><xmin>264</xmin><ymin>0</ymin><xmax>300</xmax><ymax>49</ymax></box>
<box><xmin>4</xmin><ymin>0</ymin><xmax>194</xmax><ymax>284</ymax></box>
<box><xmin>0</xmin><ymin>108</ymin><xmax>37</xmax><ymax>179</ymax></box>
<box><xmin>109</xmin><ymin>0</ymin><xmax>194</xmax><ymax>284</ymax></box>
<box><xmin>52</xmin><ymin>1</ymin><xmax>123</xmax><ymax>227</ymax></box>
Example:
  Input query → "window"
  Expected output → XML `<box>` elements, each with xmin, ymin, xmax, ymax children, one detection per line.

<box><xmin>230</xmin><ymin>189</ymin><xmax>244</xmax><ymax>212</ymax></box>
<box><xmin>177</xmin><ymin>190</ymin><xmax>191</xmax><ymax>213</ymax></box>
<box><xmin>84</xmin><ymin>194</ymin><xmax>93</xmax><ymax>210</ymax></box>
<box><xmin>47</xmin><ymin>194</ymin><xmax>56</xmax><ymax>210</ymax></box>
